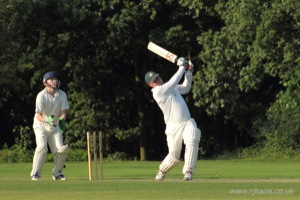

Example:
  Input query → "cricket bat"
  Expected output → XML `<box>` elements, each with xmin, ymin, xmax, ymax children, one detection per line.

<box><xmin>147</xmin><ymin>41</ymin><xmax>178</xmax><ymax>63</ymax></box>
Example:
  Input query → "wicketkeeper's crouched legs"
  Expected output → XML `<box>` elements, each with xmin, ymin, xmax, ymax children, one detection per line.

<box><xmin>183</xmin><ymin>125</ymin><xmax>201</xmax><ymax>174</ymax></box>
<box><xmin>52</xmin><ymin>144</ymin><xmax>69</xmax><ymax>177</ymax></box>
<box><xmin>31</xmin><ymin>146</ymin><xmax>47</xmax><ymax>177</ymax></box>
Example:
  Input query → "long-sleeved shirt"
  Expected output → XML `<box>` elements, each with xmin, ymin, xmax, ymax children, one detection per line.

<box><xmin>151</xmin><ymin>66</ymin><xmax>192</xmax><ymax>132</ymax></box>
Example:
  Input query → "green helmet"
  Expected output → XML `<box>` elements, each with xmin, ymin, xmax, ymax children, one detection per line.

<box><xmin>145</xmin><ymin>71</ymin><xmax>159</xmax><ymax>84</ymax></box>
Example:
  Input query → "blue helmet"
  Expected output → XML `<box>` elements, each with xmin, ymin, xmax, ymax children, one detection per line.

<box><xmin>43</xmin><ymin>71</ymin><xmax>59</xmax><ymax>83</ymax></box>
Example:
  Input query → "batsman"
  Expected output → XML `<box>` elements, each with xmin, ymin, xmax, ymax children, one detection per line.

<box><xmin>145</xmin><ymin>58</ymin><xmax>201</xmax><ymax>181</ymax></box>
<box><xmin>30</xmin><ymin>71</ymin><xmax>69</xmax><ymax>181</ymax></box>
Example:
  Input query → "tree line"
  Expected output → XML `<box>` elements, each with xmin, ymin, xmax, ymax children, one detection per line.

<box><xmin>0</xmin><ymin>0</ymin><xmax>299</xmax><ymax>161</ymax></box>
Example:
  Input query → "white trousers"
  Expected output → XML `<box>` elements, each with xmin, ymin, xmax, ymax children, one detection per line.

<box><xmin>30</xmin><ymin>127</ymin><xmax>64</xmax><ymax>176</ymax></box>
<box><xmin>164</xmin><ymin>118</ymin><xmax>201</xmax><ymax>174</ymax></box>
<box><xmin>34</xmin><ymin>127</ymin><xmax>64</xmax><ymax>154</ymax></box>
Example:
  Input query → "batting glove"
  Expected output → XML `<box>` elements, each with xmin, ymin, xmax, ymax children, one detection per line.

<box><xmin>177</xmin><ymin>57</ymin><xmax>189</xmax><ymax>70</ymax></box>
<box><xmin>58</xmin><ymin>117</ymin><xmax>66</xmax><ymax>132</ymax></box>
<box><xmin>187</xmin><ymin>60</ymin><xmax>194</xmax><ymax>72</ymax></box>
<box><xmin>177</xmin><ymin>57</ymin><xmax>186</xmax><ymax>66</ymax></box>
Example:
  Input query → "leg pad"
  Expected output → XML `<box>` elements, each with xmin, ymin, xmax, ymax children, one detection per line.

<box><xmin>52</xmin><ymin>145</ymin><xmax>69</xmax><ymax>176</ymax></box>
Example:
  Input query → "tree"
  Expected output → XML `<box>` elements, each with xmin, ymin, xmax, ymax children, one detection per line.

<box><xmin>191</xmin><ymin>0</ymin><xmax>300</xmax><ymax>155</ymax></box>
<box><xmin>0</xmin><ymin>0</ymin><xmax>36</xmax><ymax>149</ymax></box>
<box><xmin>3</xmin><ymin>0</ymin><xmax>298</xmax><ymax>161</ymax></box>
<box><xmin>248</xmin><ymin>0</ymin><xmax>300</xmax><ymax>156</ymax></box>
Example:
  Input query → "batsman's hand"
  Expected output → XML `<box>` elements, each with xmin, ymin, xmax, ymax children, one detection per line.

<box><xmin>44</xmin><ymin>115</ymin><xmax>55</xmax><ymax>127</ymax></box>
<box><xmin>58</xmin><ymin>117</ymin><xmax>67</xmax><ymax>132</ymax></box>
<box><xmin>177</xmin><ymin>57</ymin><xmax>190</xmax><ymax>70</ymax></box>
<box><xmin>187</xmin><ymin>60</ymin><xmax>194</xmax><ymax>72</ymax></box>
<box><xmin>177</xmin><ymin>57</ymin><xmax>186</xmax><ymax>67</ymax></box>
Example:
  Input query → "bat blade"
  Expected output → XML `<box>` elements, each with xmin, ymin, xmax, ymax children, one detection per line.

<box><xmin>147</xmin><ymin>42</ymin><xmax>178</xmax><ymax>63</ymax></box>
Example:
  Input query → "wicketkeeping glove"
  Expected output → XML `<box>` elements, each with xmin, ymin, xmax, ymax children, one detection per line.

<box><xmin>44</xmin><ymin>115</ymin><xmax>55</xmax><ymax>126</ymax></box>
<box><xmin>58</xmin><ymin>117</ymin><xmax>66</xmax><ymax>132</ymax></box>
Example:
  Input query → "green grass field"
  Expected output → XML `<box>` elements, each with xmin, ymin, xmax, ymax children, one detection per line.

<box><xmin>0</xmin><ymin>159</ymin><xmax>299</xmax><ymax>200</ymax></box>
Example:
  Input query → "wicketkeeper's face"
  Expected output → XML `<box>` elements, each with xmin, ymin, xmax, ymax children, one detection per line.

<box><xmin>45</xmin><ymin>78</ymin><xmax>59</xmax><ymax>88</ymax></box>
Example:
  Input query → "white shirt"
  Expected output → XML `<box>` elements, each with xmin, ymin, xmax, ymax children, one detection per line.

<box><xmin>151</xmin><ymin>66</ymin><xmax>192</xmax><ymax>132</ymax></box>
<box><xmin>33</xmin><ymin>88</ymin><xmax>69</xmax><ymax>129</ymax></box>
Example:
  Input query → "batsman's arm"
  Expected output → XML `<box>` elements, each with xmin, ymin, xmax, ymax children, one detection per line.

<box><xmin>158</xmin><ymin>66</ymin><xmax>186</xmax><ymax>96</ymax></box>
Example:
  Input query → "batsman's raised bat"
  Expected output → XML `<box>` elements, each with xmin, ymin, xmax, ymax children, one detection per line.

<box><xmin>147</xmin><ymin>41</ymin><xmax>178</xmax><ymax>63</ymax></box>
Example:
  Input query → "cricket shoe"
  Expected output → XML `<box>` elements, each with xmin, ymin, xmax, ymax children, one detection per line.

<box><xmin>155</xmin><ymin>170</ymin><xmax>166</xmax><ymax>181</ymax></box>
<box><xmin>53</xmin><ymin>173</ymin><xmax>67</xmax><ymax>180</ymax></box>
<box><xmin>183</xmin><ymin>171</ymin><xmax>193</xmax><ymax>181</ymax></box>
<box><xmin>31</xmin><ymin>172</ymin><xmax>40</xmax><ymax>181</ymax></box>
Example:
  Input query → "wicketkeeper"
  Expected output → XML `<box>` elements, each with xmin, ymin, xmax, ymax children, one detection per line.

<box><xmin>145</xmin><ymin>58</ymin><xmax>201</xmax><ymax>181</ymax></box>
<box><xmin>30</xmin><ymin>71</ymin><xmax>69</xmax><ymax>180</ymax></box>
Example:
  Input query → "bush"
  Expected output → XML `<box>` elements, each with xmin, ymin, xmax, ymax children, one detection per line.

<box><xmin>0</xmin><ymin>143</ymin><xmax>33</xmax><ymax>163</ymax></box>
<box><xmin>248</xmin><ymin>89</ymin><xmax>300</xmax><ymax>158</ymax></box>
<box><xmin>106</xmin><ymin>151</ymin><xmax>134</xmax><ymax>161</ymax></box>
<box><xmin>66</xmin><ymin>149</ymin><xmax>87</xmax><ymax>161</ymax></box>
<box><xmin>0</xmin><ymin>146</ymin><xmax>88</xmax><ymax>163</ymax></box>
<box><xmin>0</xmin><ymin>144</ymin><xmax>18</xmax><ymax>163</ymax></box>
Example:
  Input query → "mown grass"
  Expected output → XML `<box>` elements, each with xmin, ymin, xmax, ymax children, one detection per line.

<box><xmin>0</xmin><ymin>159</ymin><xmax>299</xmax><ymax>200</ymax></box>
